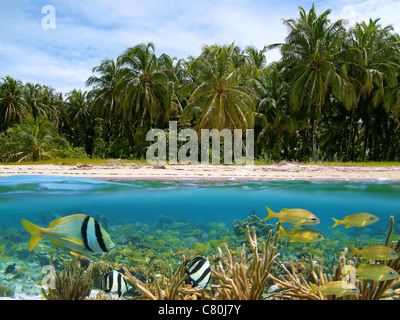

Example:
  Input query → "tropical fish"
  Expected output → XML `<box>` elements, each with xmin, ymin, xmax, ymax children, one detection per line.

<box><xmin>21</xmin><ymin>214</ymin><xmax>115</xmax><ymax>256</ymax></box>
<box><xmin>324</xmin><ymin>240</ymin><xmax>340</xmax><ymax>250</ymax></box>
<box><xmin>309</xmin><ymin>281</ymin><xmax>359</xmax><ymax>297</ymax></box>
<box><xmin>101</xmin><ymin>270</ymin><xmax>129</xmax><ymax>297</ymax></box>
<box><xmin>209</xmin><ymin>222</ymin><xmax>225</xmax><ymax>229</ymax></box>
<box><xmin>172</xmin><ymin>222</ymin><xmax>189</xmax><ymax>228</ymax></box>
<box><xmin>332</xmin><ymin>213</ymin><xmax>379</xmax><ymax>228</ymax></box>
<box><xmin>264</xmin><ymin>206</ymin><xmax>320</xmax><ymax>226</ymax></box>
<box><xmin>183</xmin><ymin>256</ymin><xmax>211</xmax><ymax>290</ymax></box>
<box><xmin>166</xmin><ymin>237</ymin><xmax>181</xmax><ymax>245</ymax></box>
<box><xmin>4</xmin><ymin>263</ymin><xmax>16</xmax><ymax>275</ymax></box>
<box><xmin>348</xmin><ymin>244</ymin><xmax>398</xmax><ymax>261</ymax></box>
<box><xmin>356</xmin><ymin>264</ymin><xmax>399</xmax><ymax>281</ymax></box>
<box><xmin>278</xmin><ymin>226</ymin><xmax>323</xmax><ymax>243</ymax></box>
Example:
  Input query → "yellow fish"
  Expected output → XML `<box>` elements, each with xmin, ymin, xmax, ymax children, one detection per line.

<box><xmin>21</xmin><ymin>214</ymin><xmax>115</xmax><ymax>256</ymax></box>
<box><xmin>332</xmin><ymin>213</ymin><xmax>379</xmax><ymax>228</ymax></box>
<box><xmin>209</xmin><ymin>222</ymin><xmax>225</xmax><ymax>229</ymax></box>
<box><xmin>264</xmin><ymin>206</ymin><xmax>319</xmax><ymax>226</ymax></box>
<box><xmin>356</xmin><ymin>264</ymin><xmax>399</xmax><ymax>281</ymax></box>
<box><xmin>278</xmin><ymin>226</ymin><xmax>323</xmax><ymax>243</ymax></box>
<box><xmin>309</xmin><ymin>281</ymin><xmax>359</xmax><ymax>297</ymax></box>
<box><xmin>348</xmin><ymin>244</ymin><xmax>398</xmax><ymax>261</ymax></box>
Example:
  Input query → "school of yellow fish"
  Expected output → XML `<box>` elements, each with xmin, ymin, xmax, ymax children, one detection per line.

<box><xmin>264</xmin><ymin>205</ymin><xmax>400</xmax><ymax>297</ymax></box>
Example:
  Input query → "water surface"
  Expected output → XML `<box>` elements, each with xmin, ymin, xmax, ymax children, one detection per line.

<box><xmin>1</xmin><ymin>175</ymin><xmax>399</xmax><ymax>236</ymax></box>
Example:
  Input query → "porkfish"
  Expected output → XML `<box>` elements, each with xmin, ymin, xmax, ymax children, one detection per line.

<box><xmin>278</xmin><ymin>226</ymin><xmax>323</xmax><ymax>243</ymax></box>
<box><xmin>264</xmin><ymin>206</ymin><xmax>320</xmax><ymax>226</ymax></box>
<box><xmin>101</xmin><ymin>270</ymin><xmax>129</xmax><ymax>297</ymax></box>
<box><xmin>183</xmin><ymin>256</ymin><xmax>212</xmax><ymax>290</ymax></box>
<box><xmin>21</xmin><ymin>214</ymin><xmax>115</xmax><ymax>256</ymax></box>
<box><xmin>332</xmin><ymin>213</ymin><xmax>379</xmax><ymax>228</ymax></box>
<box><xmin>309</xmin><ymin>281</ymin><xmax>359</xmax><ymax>297</ymax></box>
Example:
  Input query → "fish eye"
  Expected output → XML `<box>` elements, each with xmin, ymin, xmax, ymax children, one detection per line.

<box><xmin>351</xmin><ymin>288</ymin><xmax>357</xmax><ymax>291</ymax></box>
<box><xmin>311</xmin><ymin>217</ymin><xmax>317</xmax><ymax>221</ymax></box>
<box><xmin>370</xmin><ymin>216</ymin><xmax>375</xmax><ymax>220</ymax></box>
<box><xmin>317</xmin><ymin>234</ymin><xmax>322</xmax><ymax>238</ymax></box>
<box><xmin>389</xmin><ymin>271</ymin><xmax>395</xmax><ymax>275</ymax></box>
<box><xmin>392</xmin><ymin>251</ymin><xmax>397</xmax><ymax>256</ymax></box>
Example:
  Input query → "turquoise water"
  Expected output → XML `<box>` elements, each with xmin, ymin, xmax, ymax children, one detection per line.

<box><xmin>1</xmin><ymin>175</ymin><xmax>400</xmax><ymax>299</ymax></box>
<box><xmin>1</xmin><ymin>175</ymin><xmax>400</xmax><ymax>236</ymax></box>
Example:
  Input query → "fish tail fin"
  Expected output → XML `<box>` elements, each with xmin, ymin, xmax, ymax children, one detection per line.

<box><xmin>308</xmin><ymin>282</ymin><xmax>318</xmax><ymax>295</ymax></box>
<box><xmin>332</xmin><ymin>218</ymin><xmax>342</xmax><ymax>228</ymax></box>
<box><xmin>21</xmin><ymin>219</ymin><xmax>44</xmax><ymax>252</ymax></box>
<box><xmin>278</xmin><ymin>225</ymin><xmax>288</xmax><ymax>240</ymax></box>
<box><xmin>264</xmin><ymin>206</ymin><xmax>276</xmax><ymax>221</ymax></box>
<box><xmin>348</xmin><ymin>244</ymin><xmax>358</xmax><ymax>258</ymax></box>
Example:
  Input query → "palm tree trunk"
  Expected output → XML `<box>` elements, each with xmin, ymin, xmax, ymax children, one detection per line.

<box><xmin>311</xmin><ymin>107</ymin><xmax>317</xmax><ymax>161</ymax></box>
<box><xmin>346</xmin><ymin>106</ymin><xmax>356</xmax><ymax>161</ymax></box>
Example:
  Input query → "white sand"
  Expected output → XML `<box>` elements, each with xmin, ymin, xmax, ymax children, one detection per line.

<box><xmin>1</xmin><ymin>163</ymin><xmax>400</xmax><ymax>181</ymax></box>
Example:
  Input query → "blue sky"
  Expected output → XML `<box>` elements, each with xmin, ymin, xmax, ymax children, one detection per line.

<box><xmin>1</xmin><ymin>0</ymin><xmax>400</xmax><ymax>95</ymax></box>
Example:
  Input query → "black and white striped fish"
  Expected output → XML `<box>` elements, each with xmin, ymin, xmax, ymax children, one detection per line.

<box><xmin>183</xmin><ymin>256</ymin><xmax>211</xmax><ymax>290</ymax></box>
<box><xmin>101</xmin><ymin>270</ymin><xmax>129</xmax><ymax>297</ymax></box>
<box><xmin>21</xmin><ymin>214</ymin><xmax>115</xmax><ymax>256</ymax></box>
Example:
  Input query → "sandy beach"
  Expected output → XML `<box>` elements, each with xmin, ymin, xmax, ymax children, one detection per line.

<box><xmin>1</xmin><ymin>162</ymin><xmax>400</xmax><ymax>181</ymax></box>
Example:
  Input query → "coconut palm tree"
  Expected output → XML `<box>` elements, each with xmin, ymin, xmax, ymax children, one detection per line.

<box><xmin>86</xmin><ymin>58</ymin><xmax>123</xmax><ymax>120</ymax></box>
<box><xmin>23</xmin><ymin>83</ymin><xmax>47</xmax><ymax>120</ymax></box>
<box><xmin>0</xmin><ymin>76</ymin><xmax>29</xmax><ymax>130</ymax></box>
<box><xmin>344</xmin><ymin>19</ymin><xmax>400</xmax><ymax>160</ymax></box>
<box><xmin>0</xmin><ymin>115</ymin><xmax>70</xmax><ymax>162</ymax></box>
<box><xmin>270</xmin><ymin>4</ymin><xmax>357</xmax><ymax>159</ymax></box>
<box><xmin>181</xmin><ymin>43</ymin><xmax>256</xmax><ymax>132</ymax></box>
<box><xmin>63</xmin><ymin>89</ymin><xmax>92</xmax><ymax>148</ymax></box>
<box><xmin>37</xmin><ymin>85</ymin><xmax>62</xmax><ymax>124</ymax></box>
<box><xmin>117</xmin><ymin>42</ymin><xmax>174</xmax><ymax>125</ymax></box>
<box><xmin>253</xmin><ymin>63</ymin><xmax>306</xmax><ymax>159</ymax></box>
<box><xmin>244</xmin><ymin>45</ymin><xmax>267</xmax><ymax>74</ymax></box>
<box><xmin>157</xmin><ymin>53</ymin><xmax>185</xmax><ymax>118</ymax></box>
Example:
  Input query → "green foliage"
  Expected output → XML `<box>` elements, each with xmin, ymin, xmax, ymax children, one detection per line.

<box><xmin>0</xmin><ymin>116</ymin><xmax>71</xmax><ymax>162</ymax></box>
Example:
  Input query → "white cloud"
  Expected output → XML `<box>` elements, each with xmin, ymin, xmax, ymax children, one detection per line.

<box><xmin>1</xmin><ymin>0</ymin><xmax>399</xmax><ymax>95</ymax></box>
<box><xmin>320</xmin><ymin>0</ymin><xmax>400</xmax><ymax>32</ymax></box>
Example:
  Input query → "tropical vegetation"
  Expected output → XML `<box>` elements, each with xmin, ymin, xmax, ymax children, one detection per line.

<box><xmin>1</xmin><ymin>4</ymin><xmax>400</xmax><ymax>163</ymax></box>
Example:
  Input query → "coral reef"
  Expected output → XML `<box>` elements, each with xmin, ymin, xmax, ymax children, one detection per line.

<box><xmin>232</xmin><ymin>215</ymin><xmax>273</xmax><ymax>238</ymax></box>
<box><xmin>3</xmin><ymin>211</ymin><xmax>400</xmax><ymax>301</ymax></box>
<box><xmin>120</xmin><ymin>225</ymin><xmax>280</xmax><ymax>300</ymax></box>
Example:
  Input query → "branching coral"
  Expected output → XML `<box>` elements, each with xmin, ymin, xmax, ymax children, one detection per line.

<box><xmin>267</xmin><ymin>254</ymin><xmax>328</xmax><ymax>300</ymax></box>
<box><xmin>41</xmin><ymin>257</ymin><xmax>93</xmax><ymax>300</ymax></box>
<box><xmin>123</xmin><ymin>256</ymin><xmax>189</xmax><ymax>300</ymax></box>
<box><xmin>211</xmin><ymin>225</ymin><xmax>280</xmax><ymax>300</ymax></box>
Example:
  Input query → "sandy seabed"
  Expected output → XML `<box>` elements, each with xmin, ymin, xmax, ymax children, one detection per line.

<box><xmin>1</xmin><ymin>162</ymin><xmax>400</xmax><ymax>181</ymax></box>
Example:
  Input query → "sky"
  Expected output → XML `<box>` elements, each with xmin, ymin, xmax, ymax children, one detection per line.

<box><xmin>1</xmin><ymin>0</ymin><xmax>400</xmax><ymax>95</ymax></box>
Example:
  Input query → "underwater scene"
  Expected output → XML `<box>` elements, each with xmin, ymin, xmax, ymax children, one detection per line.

<box><xmin>1</xmin><ymin>175</ymin><xmax>400</xmax><ymax>300</ymax></box>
